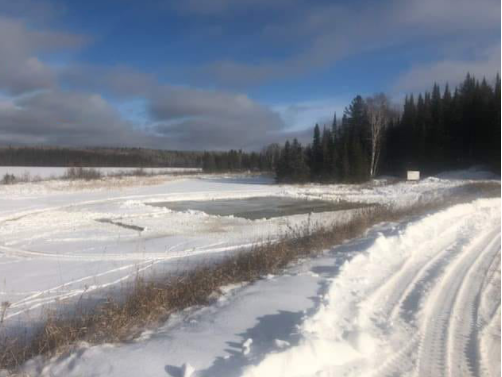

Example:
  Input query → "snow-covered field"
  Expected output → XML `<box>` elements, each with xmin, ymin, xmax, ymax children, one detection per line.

<box><xmin>0</xmin><ymin>168</ymin><xmax>499</xmax><ymax>376</ymax></box>
<box><xmin>0</xmin><ymin>166</ymin><xmax>201</xmax><ymax>180</ymax></box>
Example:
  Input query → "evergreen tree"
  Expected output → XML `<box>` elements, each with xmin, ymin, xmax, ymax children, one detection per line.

<box><xmin>400</xmin><ymin>94</ymin><xmax>417</xmax><ymax>168</ymax></box>
<box><xmin>276</xmin><ymin>139</ymin><xmax>310</xmax><ymax>183</ymax></box>
<box><xmin>276</xmin><ymin>140</ymin><xmax>292</xmax><ymax>182</ymax></box>
<box><xmin>339</xmin><ymin>114</ymin><xmax>350</xmax><ymax>181</ymax></box>
<box><xmin>319</xmin><ymin>127</ymin><xmax>331</xmax><ymax>180</ymax></box>
<box><xmin>310</xmin><ymin>124</ymin><xmax>323</xmax><ymax>180</ymax></box>
<box><xmin>490</xmin><ymin>74</ymin><xmax>501</xmax><ymax>171</ymax></box>
<box><xmin>202</xmin><ymin>152</ymin><xmax>216</xmax><ymax>172</ymax></box>
<box><xmin>441</xmin><ymin>83</ymin><xmax>454</xmax><ymax>166</ymax></box>
<box><xmin>275</xmin><ymin>72</ymin><xmax>501</xmax><ymax>183</ymax></box>
<box><xmin>430</xmin><ymin>83</ymin><xmax>445</xmax><ymax>165</ymax></box>
<box><xmin>344</xmin><ymin>96</ymin><xmax>370</xmax><ymax>182</ymax></box>
<box><xmin>290</xmin><ymin>139</ymin><xmax>310</xmax><ymax>182</ymax></box>
<box><xmin>331</xmin><ymin>112</ymin><xmax>338</xmax><ymax>137</ymax></box>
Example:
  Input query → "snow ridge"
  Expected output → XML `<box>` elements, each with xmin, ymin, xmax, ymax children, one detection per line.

<box><xmin>241</xmin><ymin>198</ymin><xmax>501</xmax><ymax>377</ymax></box>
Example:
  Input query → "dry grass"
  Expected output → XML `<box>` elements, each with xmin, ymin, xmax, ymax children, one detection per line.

<box><xmin>0</xmin><ymin>168</ymin><xmax>203</xmax><ymax>189</ymax></box>
<box><xmin>64</xmin><ymin>167</ymin><xmax>103</xmax><ymax>181</ymax></box>
<box><xmin>0</xmin><ymin>172</ymin><xmax>198</xmax><ymax>194</ymax></box>
<box><xmin>54</xmin><ymin>174</ymin><xmax>174</xmax><ymax>191</ymax></box>
<box><xmin>0</xmin><ymin>172</ymin><xmax>43</xmax><ymax>185</ymax></box>
<box><xmin>63</xmin><ymin>167</ymin><xmax>203</xmax><ymax>181</ymax></box>
<box><xmin>0</xmin><ymin>181</ymin><xmax>499</xmax><ymax>373</ymax></box>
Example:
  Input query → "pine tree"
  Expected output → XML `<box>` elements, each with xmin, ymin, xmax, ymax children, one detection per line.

<box><xmin>331</xmin><ymin>112</ymin><xmax>338</xmax><ymax>136</ymax></box>
<box><xmin>320</xmin><ymin>127</ymin><xmax>333</xmax><ymax>181</ymax></box>
<box><xmin>339</xmin><ymin>114</ymin><xmax>350</xmax><ymax>181</ymax></box>
<box><xmin>290</xmin><ymin>139</ymin><xmax>310</xmax><ymax>182</ymax></box>
<box><xmin>442</xmin><ymin>83</ymin><xmax>454</xmax><ymax>166</ymax></box>
<box><xmin>311</xmin><ymin>124</ymin><xmax>323</xmax><ymax>180</ymax></box>
<box><xmin>472</xmin><ymin>78</ymin><xmax>492</xmax><ymax>164</ymax></box>
<box><xmin>491</xmin><ymin>74</ymin><xmax>501</xmax><ymax>171</ymax></box>
<box><xmin>400</xmin><ymin>94</ymin><xmax>417</xmax><ymax>168</ymax></box>
<box><xmin>275</xmin><ymin>72</ymin><xmax>500</xmax><ymax>182</ymax></box>
<box><xmin>330</xmin><ymin>112</ymin><xmax>339</xmax><ymax>180</ymax></box>
<box><xmin>276</xmin><ymin>140</ymin><xmax>292</xmax><ymax>182</ymax></box>
<box><xmin>202</xmin><ymin>152</ymin><xmax>216</xmax><ymax>172</ymax></box>
<box><xmin>344</xmin><ymin>96</ymin><xmax>370</xmax><ymax>182</ymax></box>
<box><xmin>430</xmin><ymin>83</ymin><xmax>445</xmax><ymax>165</ymax></box>
<box><xmin>459</xmin><ymin>73</ymin><xmax>478</xmax><ymax>162</ymax></box>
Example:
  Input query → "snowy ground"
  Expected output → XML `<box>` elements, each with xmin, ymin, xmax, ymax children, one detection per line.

<box><xmin>0</xmin><ymin>166</ymin><xmax>201</xmax><ymax>180</ymax></box>
<box><xmin>0</xmin><ymin>168</ymin><xmax>500</xmax><ymax>376</ymax></box>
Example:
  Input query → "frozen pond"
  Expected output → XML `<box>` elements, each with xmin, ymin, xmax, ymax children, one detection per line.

<box><xmin>150</xmin><ymin>196</ymin><xmax>368</xmax><ymax>220</ymax></box>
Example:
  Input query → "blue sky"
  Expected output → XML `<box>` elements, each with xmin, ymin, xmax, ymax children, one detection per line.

<box><xmin>0</xmin><ymin>0</ymin><xmax>499</xmax><ymax>150</ymax></box>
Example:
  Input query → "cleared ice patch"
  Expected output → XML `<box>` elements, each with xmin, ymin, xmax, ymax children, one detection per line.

<box><xmin>149</xmin><ymin>197</ymin><xmax>370</xmax><ymax>220</ymax></box>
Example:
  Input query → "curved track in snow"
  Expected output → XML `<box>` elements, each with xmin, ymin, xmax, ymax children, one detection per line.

<box><xmin>371</xmin><ymin>207</ymin><xmax>501</xmax><ymax>377</ymax></box>
<box><xmin>242</xmin><ymin>198</ymin><xmax>501</xmax><ymax>377</ymax></box>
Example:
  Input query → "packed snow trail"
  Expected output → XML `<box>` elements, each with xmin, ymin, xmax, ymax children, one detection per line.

<box><xmin>17</xmin><ymin>197</ymin><xmax>500</xmax><ymax>377</ymax></box>
<box><xmin>242</xmin><ymin>198</ymin><xmax>501</xmax><ymax>377</ymax></box>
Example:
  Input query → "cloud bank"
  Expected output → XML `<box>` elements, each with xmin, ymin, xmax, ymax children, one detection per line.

<box><xmin>0</xmin><ymin>0</ymin><xmax>498</xmax><ymax>151</ymax></box>
<box><xmin>196</xmin><ymin>0</ymin><xmax>500</xmax><ymax>88</ymax></box>
<box><xmin>393</xmin><ymin>45</ymin><xmax>501</xmax><ymax>93</ymax></box>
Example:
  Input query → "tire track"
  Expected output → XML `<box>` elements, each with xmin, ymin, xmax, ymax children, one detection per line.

<box><xmin>415</xmin><ymin>226</ymin><xmax>501</xmax><ymax>377</ymax></box>
<box><xmin>371</xmin><ymin>202</ymin><xmax>500</xmax><ymax>377</ymax></box>
<box><xmin>451</xmin><ymin>237</ymin><xmax>501</xmax><ymax>377</ymax></box>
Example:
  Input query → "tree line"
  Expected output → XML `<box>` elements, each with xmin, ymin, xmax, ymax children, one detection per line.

<box><xmin>0</xmin><ymin>145</ymin><xmax>279</xmax><ymax>173</ymax></box>
<box><xmin>276</xmin><ymin>73</ymin><xmax>500</xmax><ymax>183</ymax></box>
<box><xmin>385</xmin><ymin>73</ymin><xmax>500</xmax><ymax>175</ymax></box>
<box><xmin>202</xmin><ymin>146</ymin><xmax>280</xmax><ymax>173</ymax></box>
<box><xmin>0</xmin><ymin>146</ymin><xmax>204</xmax><ymax>168</ymax></box>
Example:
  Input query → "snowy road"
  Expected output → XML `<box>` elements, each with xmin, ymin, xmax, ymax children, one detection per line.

<box><xmin>21</xmin><ymin>197</ymin><xmax>501</xmax><ymax>377</ymax></box>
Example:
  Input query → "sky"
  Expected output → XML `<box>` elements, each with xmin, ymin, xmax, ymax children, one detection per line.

<box><xmin>0</xmin><ymin>0</ymin><xmax>499</xmax><ymax>151</ymax></box>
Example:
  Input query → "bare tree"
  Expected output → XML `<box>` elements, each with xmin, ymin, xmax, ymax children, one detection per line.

<box><xmin>365</xmin><ymin>93</ymin><xmax>397</xmax><ymax>178</ymax></box>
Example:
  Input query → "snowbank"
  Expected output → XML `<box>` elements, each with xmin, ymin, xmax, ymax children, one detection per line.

<box><xmin>241</xmin><ymin>198</ymin><xmax>501</xmax><ymax>377</ymax></box>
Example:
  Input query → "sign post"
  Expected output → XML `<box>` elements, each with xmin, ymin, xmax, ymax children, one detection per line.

<box><xmin>407</xmin><ymin>171</ymin><xmax>420</xmax><ymax>181</ymax></box>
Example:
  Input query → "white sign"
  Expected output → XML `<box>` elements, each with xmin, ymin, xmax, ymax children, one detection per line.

<box><xmin>407</xmin><ymin>171</ymin><xmax>420</xmax><ymax>181</ymax></box>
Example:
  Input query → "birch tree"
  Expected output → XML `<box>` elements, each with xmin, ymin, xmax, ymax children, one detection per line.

<box><xmin>365</xmin><ymin>93</ymin><xmax>395</xmax><ymax>178</ymax></box>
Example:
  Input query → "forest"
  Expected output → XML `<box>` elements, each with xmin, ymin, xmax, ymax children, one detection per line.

<box><xmin>276</xmin><ymin>73</ymin><xmax>501</xmax><ymax>183</ymax></box>
<box><xmin>0</xmin><ymin>146</ymin><xmax>204</xmax><ymax>168</ymax></box>
<box><xmin>0</xmin><ymin>145</ymin><xmax>279</xmax><ymax>172</ymax></box>
<box><xmin>201</xmin><ymin>147</ymin><xmax>279</xmax><ymax>173</ymax></box>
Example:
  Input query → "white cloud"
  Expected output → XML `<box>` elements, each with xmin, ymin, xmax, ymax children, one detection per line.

<box><xmin>200</xmin><ymin>0</ymin><xmax>500</xmax><ymax>87</ymax></box>
<box><xmin>61</xmin><ymin>65</ymin><xmax>292</xmax><ymax>150</ymax></box>
<box><xmin>0</xmin><ymin>89</ymin><xmax>151</xmax><ymax>147</ymax></box>
<box><xmin>273</xmin><ymin>98</ymin><xmax>348</xmax><ymax>132</ymax></box>
<box><xmin>393</xmin><ymin>45</ymin><xmax>501</xmax><ymax>93</ymax></box>
<box><xmin>150</xmin><ymin>87</ymin><xmax>286</xmax><ymax>150</ymax></box>
<box><xmin>0</xmin><ymin>16</ymin><xmax>85</xmax><ymax>94</ymax></box>
<box><xmin>0</xmin><ymin>12</ymin><xmax>288</xmax><ymax>150</ymax></box>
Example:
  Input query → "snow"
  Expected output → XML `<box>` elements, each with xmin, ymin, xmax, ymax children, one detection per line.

<box><xmin>436</xmin><ymin>165</ymin><xmax>500</xmax><ymax>180</ymax></box>
<box><xmin>0</xmin><ymin>166</ymin><xmax>201</xmax><ymax>180</ymax></box>
<box><xmin>0</xmin><ymin>167</ymin><xmax>499</xmax><ymax>376</ymax></box>
<box><xmin>181</xmin><ymin>363</ymin><xmax>195</xmax><ymax>377</ymax></box>
<box><xmin>241</xmin><ymin>198</ymin><xmax>501</xmax><ymax>377</ymax></box>
<box><xmin>242</xmin><ymin>338</ymin><xmax>253</xmax><ymax>355</ymax></box>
